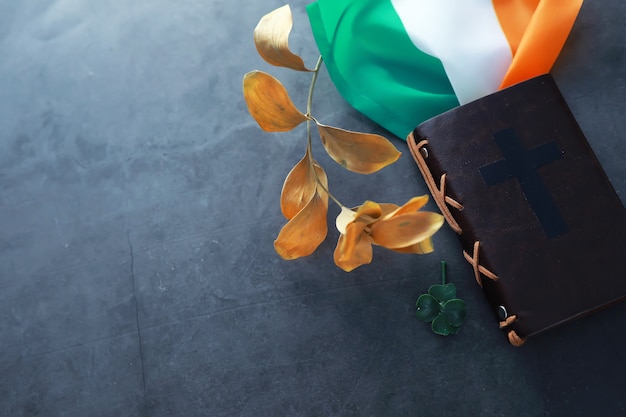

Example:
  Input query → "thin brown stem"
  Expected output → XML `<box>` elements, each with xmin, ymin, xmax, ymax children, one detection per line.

<box><xmin>305</xmin><ymin>56</ymin><xmax>345</xmax><ymax>209</ymax></box>
<box><xmin>306</xmin><ymin>55</ymin><xmax>324</xmax><ymax>117</ymax></box>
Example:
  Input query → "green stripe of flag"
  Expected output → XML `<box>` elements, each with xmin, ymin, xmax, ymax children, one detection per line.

<box><xmin>307</xmin><ymin>0</ymin><xmax>459</xmax><ymax>139</ymax></box>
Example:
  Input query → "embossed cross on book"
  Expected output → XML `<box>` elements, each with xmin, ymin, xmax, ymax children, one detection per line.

<box><xmin>479</xmin><ymin>128</ymin><xmax>568</xmax><ymax>238</ymax></box>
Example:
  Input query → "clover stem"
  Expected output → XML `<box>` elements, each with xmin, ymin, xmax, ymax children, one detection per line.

<box><xmin>441</xmin><ymin>261</ymin><xmax>447</xmax><ymax>285</ymax></box>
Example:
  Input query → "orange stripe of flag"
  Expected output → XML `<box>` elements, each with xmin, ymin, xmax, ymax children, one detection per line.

<box><xmin>493</xmin><ymin>0</ymin><xmax>583</xmax><ymax>89</ymax></box>
<box><xmin>492</xmin><ymin>0</ymin><xmax>540</xmax><ymax>56</ymax></box>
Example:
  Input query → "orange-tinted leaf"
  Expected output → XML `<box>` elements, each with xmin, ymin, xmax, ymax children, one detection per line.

<box><xmin>280</xmin><ymin>149</ymin><xmax>317</xmax><ymax>219</ymax></box>
<box><xmin>381</xmin><ymin>195</ymin><xmax>430</xmax><ymax>220</ymax></box>
<box><xmin>317</xmin><ymin>124</ymin><xmax>401</xmax><ymax>174</ymax></box>
<box><xmin>253</xmin><ymin>5</ymin><xmax>312</xmax><ymax>72</ymax></box>
<box><xmin>336</xmin><ymin>201</ymin><xmax>385</xmax><ymax>234</ymax></box>
<box><xmin>274</xmin><ymin>191</ymin><xmax>328</xmax><ymax>260</ymax></box>
<box><xmin>378</xmin><ymin>203</ymin><xmax>400</xmax><ymax>217</ymax></box>
<box><xmin>334</xmin><ymin>222</ymin><xmax>373</xmax><ymax>272</ymax></box>
<box><xmin>353</xmin><ymin>200</ymin><xmax>383</xmax><ymax>223</ymax></box>
<box><xmin>370</xmin><ymin>212</ymin><xmax>444</xmax><ymax>249</ymax></box>
<box><xmin>243</xmin><ymin>71</ymin><xmax>308</xmax><ymax>132</ymax></box>
<box><xmin>389</xmin><ymin>237</ymin><xmax>435</xmax><ymax>254</ymax></box>
<box><xmin>313</xmin><ymin>161</ymin><xmax>329</xmax><ymax>207</ymax></box>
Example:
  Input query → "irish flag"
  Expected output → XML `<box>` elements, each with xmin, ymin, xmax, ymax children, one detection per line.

<box><xmin>307</xmin><ymin>0</ymin><xmax>583</xmax><ymax>139</ymax></box>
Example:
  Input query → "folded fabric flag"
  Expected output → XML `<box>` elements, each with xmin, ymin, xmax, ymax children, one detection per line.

<box><xmin>307</xmin><ymin>0</ymin><xmax>583</xmax><ymax>139</ymax></box>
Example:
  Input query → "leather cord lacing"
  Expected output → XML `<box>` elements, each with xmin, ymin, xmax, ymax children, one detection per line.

<box><xmin>408</xmin><ymin>132</ymin><xmax>526</xmax><ymax>346</ymax></box>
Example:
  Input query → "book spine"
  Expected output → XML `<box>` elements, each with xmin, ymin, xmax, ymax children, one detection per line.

<box><xmin>407</xmin><ymin>131</ymin><xmax>525</xmax><ymax>346</ymax></box>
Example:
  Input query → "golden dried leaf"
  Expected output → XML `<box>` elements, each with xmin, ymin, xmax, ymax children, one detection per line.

<box><xmin>354</xmin><ymin>200</ymin><xmax>384</xmax><ymax>220</ymax></box>
<box><xmin>317</xmin><ymin>124</ymin><xmax>401</xmax><ymax>174</ymax></box>
<box><xmin>336</xmin><ymin>201</ymin><xmax>385</xmax><ymax>234</ymax></box>
<box><xmin>313</xmin><ymin>162</ymin><xmax>329</xmax><ymax>207</ymax></box>
<box><xmin>334</xmin><ymin>222</ymin><xmax>373</xmax><ymax>272</ymax></box>
<box><xmin>274</xmin><ymin>191</ymin><xmax>328</xmax><ymax>260</ymax></box>
<box><xmin>381</xmin><ymin>195</ymin><xmax>430</xmax><ymax>220</ymax></box>
<box><xmin>281</xmin><ymin>150</ymin><xmax>317</xmax><ymax>219</ymax></box>
<box><xmin>254</xmin><ymin>5</ymin><xmax>312</xmax><ymax>72</ymax></box>
<box><xmin>243</xmin><ymin>70</ymin><xmax>308</xmax><ymax>132</ymax></box>
<box><xmin>281</xmin><ymin>149</ymin><xmax>328</xmax><ymax>219</ymax></box>
<box><xmin>370</xmin><ymin>212</ymin><xmax>444</xmax><ymax>249</ymax></box>
<box><xmin>389</xmin><ymin>237</ymin><xmax>435</xmax><ymax>254</ymax></box>
<box><xmin>378</xmin><ymin>203</ymin><xmax>400</xmax><ymax>217</ymax></box>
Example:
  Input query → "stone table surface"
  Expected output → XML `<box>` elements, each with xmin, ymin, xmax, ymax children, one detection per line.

<box><xmin>1</xmin><ymin>1</ymin><xmax>625</xmax><ymax>416</ymax></box>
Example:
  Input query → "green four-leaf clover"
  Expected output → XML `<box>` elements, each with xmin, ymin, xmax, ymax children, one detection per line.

<box><xmin>416</xmin><ymin>261</ymin><xmax>466</xmax><ymax>336</ymax></box>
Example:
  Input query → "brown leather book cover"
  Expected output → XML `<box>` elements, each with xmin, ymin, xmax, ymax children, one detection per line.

<box><xmin>407</xmin><ymin>74</ymin><xmax>626</xmax><ymax>345</ymax></box>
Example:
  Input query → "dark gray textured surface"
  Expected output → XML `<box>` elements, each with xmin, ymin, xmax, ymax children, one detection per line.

<box><xmin>1</xmin><ymin>1</ymin><xmax>625</xmax><ymax>416</ymax></box>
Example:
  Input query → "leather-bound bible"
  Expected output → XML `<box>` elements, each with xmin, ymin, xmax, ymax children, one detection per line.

<box><xmin>407</xmin><ymin>74</ymin><xmax>626</xmax><ymax>346</ymax></box>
